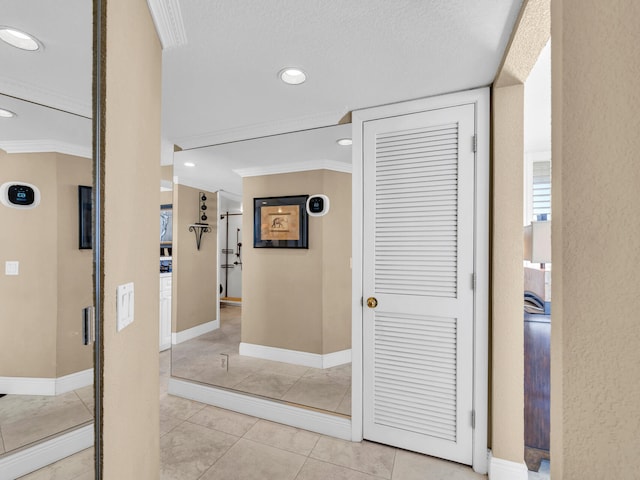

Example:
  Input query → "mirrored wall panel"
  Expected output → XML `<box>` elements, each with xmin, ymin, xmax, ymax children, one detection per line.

<box><xmin>0</xmin><ymin>0</ymin><xmax>94</xmax><ymax>471</ymax></box>
<box><xmin>170</xmin><ymin>124</ymin><xmax>353</xmax><ymax>416</ymax></box>
<box><xmin>0</xmin><ymin>95</ymin><xmax>94</xmax><ymax>457</ymax></box>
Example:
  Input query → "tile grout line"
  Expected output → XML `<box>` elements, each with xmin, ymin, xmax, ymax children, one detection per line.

<box><xmin>193</xmin><ymin>430</ymin><xmax>243</xmax><ymax>480</ymax></box>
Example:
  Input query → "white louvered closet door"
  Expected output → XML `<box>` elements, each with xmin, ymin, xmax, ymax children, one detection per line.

<box><xmin>362</xmin><ymin>104</ymin><xmax>476</xmax><ymax>465</ymax></box>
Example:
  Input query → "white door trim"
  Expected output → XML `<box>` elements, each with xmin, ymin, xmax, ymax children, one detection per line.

<box><xmin>351</xmin><ymin>87</ymin><xmax>489</xmax><ymax>474</ymax></box>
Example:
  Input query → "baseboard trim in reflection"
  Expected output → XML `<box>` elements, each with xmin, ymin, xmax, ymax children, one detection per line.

<box><xmin>172</xmin><ymin>319</ymin><xmax>219</xmax><ymax>345</ymax></box>
<box><xmin>488</xmin><ymin>451</ymin><xmax>529</xmax><ymax>480</ymax></box>
<box><xmin>169</xmin><ymin>377</ymin><xmax>352</xmax><ymax>441</ymax></box>
<box><xmin>0</xmin><ymin>424</ymin><xmax>93</xmax><ymax>480</ymax></box>
<box><xmin>239</xmin><ymin>342</ymin><xmax>351</xmax><ymax>369</ymax></box>
<box><xmin>0</xmin><ymin>369</ymin><xmax>93</xmax><ymax>396</ymax></box>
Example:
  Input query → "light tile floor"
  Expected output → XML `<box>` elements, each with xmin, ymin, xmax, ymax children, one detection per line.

<box><xmin>171</xmin><ymin>305</ymin><xmax>351</xmax><ymax>415</ymax></box>
<box><xmin>22</xmin><ymin>349</ymin><xmax>490</xmax><ymax>479</ymax></box>
<box><xmin>0</xmin><ymin>386</ymin><xmax>93</xmax><ymax>456</ymax></box>
<box><xmin>528</xmin><ymin>460</ymin><xmax>551</xmax><ymax>480</ymax></box>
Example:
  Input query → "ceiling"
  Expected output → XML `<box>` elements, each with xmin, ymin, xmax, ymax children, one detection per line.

<box><xmin>161</xmin><ymin>0</ymin><xmax>523</xmax><ymax>149</ymax></box>
<box><xmin>0</xmin><ymin>0</ymin><xmax>528</xmax><ymax>195</ymax></box>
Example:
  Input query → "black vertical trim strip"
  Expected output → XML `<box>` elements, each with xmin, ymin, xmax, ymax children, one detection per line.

<box><xmin>92</xmin><ymin>0</ymin><xmax>104</xmax><ymax>477</ymax></box>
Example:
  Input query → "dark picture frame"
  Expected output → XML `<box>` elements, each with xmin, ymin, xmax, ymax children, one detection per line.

<box><xmin>253</xmin><ymin>195</ymin><xmax>309</xmax><ymax>249</ymax></box>
<box><xmin>78</xmin><ymin>185</ymin><xmax>92</xmax><ymax>249</ymax></box>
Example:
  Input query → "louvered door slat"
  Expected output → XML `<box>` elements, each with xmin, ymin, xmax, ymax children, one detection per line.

<box><xmin>373</xmin><ymin>311</ymin><xmax>458</xmax><ymax>440</ymax></box>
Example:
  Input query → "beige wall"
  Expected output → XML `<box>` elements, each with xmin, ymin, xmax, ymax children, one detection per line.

<box><xmin>0</xmin><ymin>150</ymin><xmax>92</xmax><ymax>379</ymax></box>
<box><xmin>160</xmin><ymin>166</ymin><xmax>173</xmax><ymax>205</ymax></box>
<box><xmin>321</xmin><ymin>170</ymin><xmax>352</xmax><ymax>354</ymax></box>
<box><xmin>490</xmin><ymin>0</ymin><xmax>549</xmax><ymax>464</ymax></box>
<box><xmin>0</xmin><ymin>151</ymin><xmax>59</xmax><ymax>378</ymax></box>
<box><xmin>242</xmin><ymin>170</ymin><xmax>351</xmax><ymax>355</ymax></box>
<box><xmin>551</xmin><ymin>1</ymin><xmax>640</xmax><ymax>478</ymax></box>
<box><xmin>172</xmin><ymin>184</ymin><xmax>217</xmax><ymax>333</ymax></box>
<box><xmin>56</xmin><ymin>155</ymin><xmax>94</xmax><ymax>377</ymax></box>
<box><xmin>100</xmin><ymin>0</ymin><xmax>161</xmax><ymax>476</ymax></box>
<box><xmin>160</xmin><ymin>190</ymin><xmax>173</xmax><ymax>205</ymax></box>
<box><xmin>161</xmin><ymin>165</ymin><xmax>173</xmax><ymax>183</ymax></box>
<box><xmin>490</xmin><ymin>85</ymin><xmax>525</xmax><ymax>462</ymax></box>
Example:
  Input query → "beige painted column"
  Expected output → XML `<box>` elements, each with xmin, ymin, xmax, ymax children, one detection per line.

<box><xmin>491</xmin><ymin>0</ymin><xmax>549</xmax><ymax>468</ymax></box>
<box><xmin>491</xmin><ymin>84</ymin><xmax>525</xmax><ymax>464</ymax></box>
<box><xmin>551</xmin><ymin>1</ymin><xmax>640</xmax><ymax>478</ymax></box>
<box><xmin>100</xmin><ymin>0</ymin><xmax>162</xmax><ymax>477</ymax></box>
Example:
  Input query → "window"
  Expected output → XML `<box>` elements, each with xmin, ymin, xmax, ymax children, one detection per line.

<box><xmin>524</xmin><ymin>154</ymin><xmax>551</xmax><ymax>224</ymax></box>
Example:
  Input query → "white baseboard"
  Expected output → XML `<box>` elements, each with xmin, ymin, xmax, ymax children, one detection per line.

<box><xmin>0</xmin><ymin>369</ymin><xmax>93</xmax><ymax>396</ymax></box>
<box><xmin>239</xmin><ymin>342</ymin><xmax>351</xmax><ymax>369</ymax></box>
<box><xmin>220</xmin><ymin>299</ymin><xmax>242</xmax><ymax>306</ymax></box>
<box><xmin>322</xmin><ymin>349</ymin><xmax>352</xmax><ymax>368</ymax></box>
<box><xmin>56</xmin><ymin>369</ymin><xmax>94</xmax><ymax>395</ymax></box>
<box><xmin>0</xmin><ymin>424</ymin><xmax>93</xmax><ymax>480</ymax></box>
<box><xmin>172</xmin><ymin>319</ymin><xmax>219</xmax><ymax>344</ymax></box>
<box><xmin>0</xmin><ymin>377</ymin><xmax>55</xmax><ymax>396</ymax></box>
<box><xmin>169</xmin><ymin>378</ymin><xmax>351</xmax><ymax>440</ymax></box>
<box><xmin>488</xmin><ymin>451</ymin><xmax>529</xmax><ymax>480</ymax></box>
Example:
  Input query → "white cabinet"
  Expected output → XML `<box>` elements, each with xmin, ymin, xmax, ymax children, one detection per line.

<box><xmin>159</xmin><ymin>274</ymin><xmax>172</xmax><ymax>351</ymax></box>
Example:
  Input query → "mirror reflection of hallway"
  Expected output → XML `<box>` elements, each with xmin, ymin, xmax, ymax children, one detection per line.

<box><xmin>172</xmin><ymin>305</ymin><xmax>351</xmax><ymax>415</ymax></box>
<box><xmin>0</xmin><ymin>95</ymin><xmax>94</xmax><ymax>472</ymax></box>
<box><xmin>219</xmin><ymin>191</ymin><xmax>243</xmax><ymax>304</ymax></box>
<box><xmin>169</xmin><ymin>124</ymin><xmax>352</xmax><ymax>416</ymax></box>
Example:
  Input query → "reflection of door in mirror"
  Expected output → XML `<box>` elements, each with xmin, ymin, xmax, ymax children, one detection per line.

<box><xmin>170</xmin><ymin>124</ymin><xmax>353</xmax><ymax>417</ymax></box>
<box><xmin>0</xmin><ymin>1</ymin><xmax>94</xmax><ymax>476</ymax></box>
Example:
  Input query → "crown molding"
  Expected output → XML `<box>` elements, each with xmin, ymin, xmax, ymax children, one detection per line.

<box><xmin>218</xmin><ymin>190</ymin><xmax>243</xmax><ymax>202</ymax></box>
<box><xmin>0</xmin><ymin>140</ymin><xmax>92</xmax><ymax>159</ymax></box>
<box><xmin>174</xmin><ymin>109</ymin><xmax>347</xmax><ymax>150</ymax></box>
<box><xmin>147</xmin><ymin>0</ymin><xmax>188</xmax><ymax>49</ymax></box>
<box><xmin>0</xmin><ymin>76</ymin><xmax>91</xmax><ymax>118</ymax></box>
<box><xmin>234</xmin><ymin>160</ymin><xmax>352</xmax><ymax>178</ymax></box>
<box><xmin>173</xmin><ymin>176</ymin><xmax>221</xmax><ymax>194</ymax></box>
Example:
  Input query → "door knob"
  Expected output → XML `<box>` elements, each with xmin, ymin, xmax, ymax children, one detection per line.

<box><xmin>367</xmin><ymin>297</ymin><xmax>378</xmax><ymax>308</ymax></box>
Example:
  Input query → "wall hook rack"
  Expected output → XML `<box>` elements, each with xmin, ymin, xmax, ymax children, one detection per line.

<box><xmin>188</xmin><ymin>223</ymin><xmax>211</xmax><ymax>250</ymax></box>
<box><xmin>189</xmin><ymin>191</ymin><xmax>211</xmax><ymax>250</ymax></box>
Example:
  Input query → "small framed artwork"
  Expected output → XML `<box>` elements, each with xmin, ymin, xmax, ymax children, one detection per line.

<box><xmin>160</xmin><ymin>204</ymin><xmax>173</xmax><ymax>256</ymax></box>
<box><xmin>78</xmin><ymin>185</ymin><xmax>92</xmax><ymax>249</ymax></box>
<box><xmin>253</xmin><ymin>195</ymin><xmax>309</xmax><ymax>248</ymax></box>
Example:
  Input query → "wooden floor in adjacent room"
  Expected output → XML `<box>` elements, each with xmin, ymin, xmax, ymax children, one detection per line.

<box><xmin>524</xmin><ymin>313</ymin><xmax>551</xmax><ymax>474</ymax></box>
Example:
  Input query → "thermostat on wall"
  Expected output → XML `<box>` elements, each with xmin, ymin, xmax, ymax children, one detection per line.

<box><xmin>0</xmin><ymin>182</ymin><xmax>41</xmax><ymax>209</ymax></box>
<box><xmin>306</xmin><ymin>194</ymin><xmax>330</xmax><ymax>217</ymax></box>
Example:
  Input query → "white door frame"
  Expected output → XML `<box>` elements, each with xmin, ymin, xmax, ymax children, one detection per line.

<box><xmin>351</xmin><ymin>87</ymin><xmax>490</xmax><ymax>474</ymax></box>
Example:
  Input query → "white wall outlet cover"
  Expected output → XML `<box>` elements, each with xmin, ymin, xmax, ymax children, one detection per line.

<box><xmin>116</xmin><ymin>282</ymin><xmax>134</xmax><ymax>332</ymax></box>
<box><xmin>5</xmin><ymin>261</ymin><xmax>19</xmax><ymax>275</ymax></box>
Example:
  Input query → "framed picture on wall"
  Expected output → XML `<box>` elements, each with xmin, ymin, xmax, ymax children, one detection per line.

<box><xmin>253</xmin><ymin>195</ymin><xmax>309</xmax><ymax>248</ymax></box>
<box><xmin>78</xmin><ymin>185</ymin><xmax>92</xmax><ymax>249</ymax></box>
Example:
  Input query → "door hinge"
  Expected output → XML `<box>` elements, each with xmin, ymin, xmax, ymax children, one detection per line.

<box><xmin>471</xmin><ymin>410</ymin><xmax>476</xmax><ymax>429</ymax></box>
<box><xmin>472</xmin><ymin>134</ymin><xmax>477</xmax><ymax>153</ymax></box>
<box><xmin>471</xmin><ymin>273</ymin><xmax>476</xmax><ymax>290</ymax></box>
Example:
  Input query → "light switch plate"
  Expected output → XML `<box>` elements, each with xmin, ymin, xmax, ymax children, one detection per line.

<box><xmin>5</xmin><ymin>261</ymin><xmax>19</xmax><ymax>275</ymax></box>
<box><xmin>116</xmin><ymin>282</ymin><xmax>134</xmax><ymax>332</ymax></box>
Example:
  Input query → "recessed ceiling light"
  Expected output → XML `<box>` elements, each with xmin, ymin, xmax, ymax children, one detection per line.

<box><xmin>337</xmin><ymin>138</ymin><xmax>352</xmax><ymax>146</ymax></box>
<box><xmin>184</xmin><ymin>162</ymin><xmax>196</xmax><ymax>167</ymax></box>
<box><xmin>0</xmin><ymin>108</ymin><xmax>16</xmax><ymax>118</ymax></box>
<box><xmin>0</xmin><ymin>27</ymin><xmax>42</xmax><ymax>51</ymax></box>
<box><xmin>279</xmin><ymin>68</ymin><xmax>307</xmax><ymax>85</ymax></box>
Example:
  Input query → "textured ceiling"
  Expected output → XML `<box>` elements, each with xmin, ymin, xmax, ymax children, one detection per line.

<box><xmin>0</xmin><ymin>1</ymin><xmax>527</xmax><ymax>194</ymax></box>
<box><xmin>0</xmin><ymin>0</ymin><xmax>92</xmax><ymax>117</ymax></box>
<box><xmin>163</xmin><ymin>0</ymin><xmax>523</xmax><ymax>149</ymax></box>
